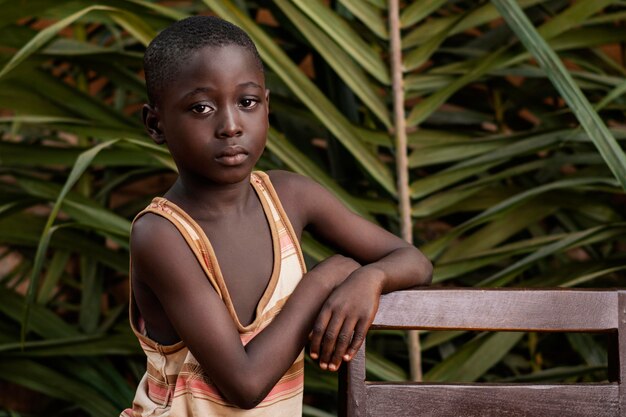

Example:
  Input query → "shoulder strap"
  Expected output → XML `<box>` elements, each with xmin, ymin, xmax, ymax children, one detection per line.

<box><xmin>251</xmin><ymin>171</ymin><xmax>306</xmax><ymax>274</ymax></box>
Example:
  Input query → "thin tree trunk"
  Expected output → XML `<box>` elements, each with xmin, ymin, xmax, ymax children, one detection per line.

<box><xmin>388</xmin><ymin>0</ymin><xmax>422</xmax><ymax>381</ymax></box>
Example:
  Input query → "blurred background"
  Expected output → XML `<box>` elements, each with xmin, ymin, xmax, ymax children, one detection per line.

<box><xmin>0</xmin><ymin>0</ymin><xmax>624</xmax><ymax>416</ymax></box>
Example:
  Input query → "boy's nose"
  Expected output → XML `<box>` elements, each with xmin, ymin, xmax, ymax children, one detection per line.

<box><xmin>216</xmin><ymin>107</ymin><xmax>243</xmax><ymax>138</ymax></box>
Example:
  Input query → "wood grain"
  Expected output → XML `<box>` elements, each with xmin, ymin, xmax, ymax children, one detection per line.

<box><xmin>339</xmin><ymin>344</ymin><xmax>367</xmax><ymax>417</ymax></box>
<box><xmin>364</xmin><ymin>383</ymin><xmax>619</xmax><ymax>417</ymax></box>
<box><xmin>372</xmin><ymin>289</ymin><xmax>618</xmax><ymax>332</ymax></box>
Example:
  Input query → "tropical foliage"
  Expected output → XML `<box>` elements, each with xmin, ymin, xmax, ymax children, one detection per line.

<box><xmin>0</xmin><ymin>0</ymin><xmax>625</xmax><ymax>415</ymax></box>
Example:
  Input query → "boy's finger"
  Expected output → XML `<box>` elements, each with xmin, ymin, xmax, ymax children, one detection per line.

<box><xmin>343</xmin><ymin>320</ymin><xmax>368</xmax><ymax>361</ymax></box>
<box><xmin>318</xmin><ymin>315</ymin><xmax>344</xmax><ymax>370</ymax></box>
<box><xmin>309</xmin><ymin>309</ymin><xmax>331</xmax><ymax>360</ymax></box>
<box><xmin>328</xmin><ymin>318</ymin><xmax>357</xmax><ymax>371</ymax></box>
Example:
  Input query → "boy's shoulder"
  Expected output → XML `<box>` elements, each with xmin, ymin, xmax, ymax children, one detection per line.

<box><xmin>265</xmin><ymin>169</ymin><xmax>309</xmax><ymax>188</ymax></box>
<box><xmin>264</xmin><ymin>170</ymin><xmax>331</xmax><ymax>231</ymax></box>
<box><xmin>265</xmin><ymin>169</ymin><xmax>326</xmax><ymax>205</ymax></box>
<box><xmin>130</xmin><ymin>209</ymin><xmax>187</xmax><ymax>262</ymax></box>
<box><xmin>132</xmin><ymin>209</ymin><xmax>172</xmax><ymax>236</ymax></box>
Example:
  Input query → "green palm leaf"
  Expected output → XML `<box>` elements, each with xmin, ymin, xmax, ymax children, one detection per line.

<box><xmin>21</xmin><ymin>139</ymin><xmax>118</xmax><ymax>342</ymax></box>
<box><xmin>273</xmin><ymin>0</ymin><xmax>391</xmax><ymax>127</ymax></box>
<box><xmin>492</xmin><ymin>0</ymin><xmax>626</xmax><ymax>190</ymax></box>
<box><xmin>0</xmin><ymin>5</ymin><xmax>151</xmax><ymax>79</ymax></box>
<box><xmin>290</xmin><ymin>0</ymin><xmax>390</xmax><ymax>84</ymax></box>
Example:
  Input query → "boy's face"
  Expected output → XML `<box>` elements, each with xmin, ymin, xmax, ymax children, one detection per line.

<box><xmin>144</xmin><ymin>45</ymin><xmax>269</xmax><ymax>185</ymax></box>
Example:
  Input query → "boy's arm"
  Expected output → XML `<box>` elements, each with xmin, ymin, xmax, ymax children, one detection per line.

<box><xmin>131</xmin><ymin>215</ymin><xmax>359</xmax><ymax>409</ymax></box>
<box><xmin>267</xmin><ymin>171</ymin><xmax>433</xmax><ymax>372</ymax></box>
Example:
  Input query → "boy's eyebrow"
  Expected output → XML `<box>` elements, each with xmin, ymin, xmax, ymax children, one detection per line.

<box><xmin>180</xmin><ymin>82</ymin><xmax>263</xmax><ymax>101</ymax></box>
<box><xmin>181</xmin><ymin>87</ymin><xmax>215</xmax><ymax>100</ymax></box>
<box><xmin>237</xmin><ymin>81</ymin><xmax>263</xmax><ymax>90</ymax></box>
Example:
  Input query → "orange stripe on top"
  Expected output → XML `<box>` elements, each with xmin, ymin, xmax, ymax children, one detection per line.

<box><xmin>122</xmin><ymin>172</ymin><xmax>307</xmax><ymax>417</ymax></box>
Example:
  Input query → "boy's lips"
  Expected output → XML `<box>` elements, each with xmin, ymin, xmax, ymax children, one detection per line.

<box><xmin>215</xmin><ymin>145</ymin><xmax>248</xmax><ymax>166</ymax></box>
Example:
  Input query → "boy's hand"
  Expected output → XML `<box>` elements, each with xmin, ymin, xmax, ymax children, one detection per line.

<box><xmin>309</xmin><ymin>265</ymin><xmax>384</xmax><ymax>371</ymax></box>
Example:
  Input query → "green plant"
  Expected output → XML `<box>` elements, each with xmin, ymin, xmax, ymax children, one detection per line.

<box><xmin>0</xmin><ymin>0</ymin><xmax>624</xmax><ymax>415</ymax></box>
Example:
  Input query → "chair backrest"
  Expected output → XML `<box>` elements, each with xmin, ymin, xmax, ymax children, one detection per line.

<box><xmin>339</xmin><ymin>288</ymin><xmax>625</xmax><ymax>417</ymax></box>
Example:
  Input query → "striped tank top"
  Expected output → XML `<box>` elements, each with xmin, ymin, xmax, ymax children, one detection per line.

<box><xmin>121</xmin><ymin>171</ymin><xmax>307</xmax><ymax>417</ymax></box>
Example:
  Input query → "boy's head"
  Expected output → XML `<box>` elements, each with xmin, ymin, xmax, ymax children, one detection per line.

<box><xmin>142</xmin><ymin>16</ymin><xmax>269</xmax><ymax>185</ymax></box>
<box><xmin>144</xmin><ymin>15</ymin><xmax>264</xmax><ymax>106</ymax></box>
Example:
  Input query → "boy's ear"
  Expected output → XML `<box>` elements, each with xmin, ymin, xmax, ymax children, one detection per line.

<box><xmin>264</xmin><ymin>89</ymin><xmax>270</xmax><ymax>116</ymax></box>
<box><xmin>142</xmin><ymin>104</ymin><xmax>165</xmax><ymax>144</ymax></box>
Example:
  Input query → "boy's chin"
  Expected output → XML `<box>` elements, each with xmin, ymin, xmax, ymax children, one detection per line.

<box><xmin>205</xmin><ymin>167</ymin><xmax>256</xmax><ymax>185</ymax></box>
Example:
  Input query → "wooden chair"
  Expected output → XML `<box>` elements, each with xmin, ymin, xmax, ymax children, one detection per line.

<box><xmin>339</xmin><ymin>288</ymin><xmax>625</xmax><ymax>417</ymax></box>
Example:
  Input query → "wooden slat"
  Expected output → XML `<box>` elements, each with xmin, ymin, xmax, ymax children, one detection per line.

<box><xmin>365</xmin><ymin>383</ymin><xmax>619</xmax><ymax>417</ymax></box>
<box><xmin>340</xmin><ymin>344</ymin><xmax>367</xmax><ymax>417</ymax></box>
<box><xmin>615</xmin><ymin>291</ymin><xmax>626</xmax><ymax>417</ymax></box>
<box><xmin>372</xmin><ymin>289</ymin><xmax>618</xmax><ymax>331</ymax></box>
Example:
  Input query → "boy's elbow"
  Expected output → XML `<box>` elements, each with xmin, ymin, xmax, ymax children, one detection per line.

<box><xmin>423</xmin><ymin>259</ymin><xmax>433</xmax><ymax>285</ymax></box>
<box><xmin>416</xmin><ymin>250</ymin><xmax>433</xmax><ymax>286</ymax></box>
<box><xmin>233</xmin><ymin>387</ymin><xmax>265</xmax><ymax>410</ymax></box>
<box><xmin>232</xmin><ymin>396</ymin><xmax>263</xmax><ymax>410</ymax></box>
<box><xmin>223</xmin><ymin>377</ymin><xmax>269</xmax><ymax>410</ymax></box>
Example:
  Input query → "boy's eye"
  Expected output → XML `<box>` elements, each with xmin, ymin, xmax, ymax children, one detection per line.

<box><xmin>191</xmin><ymin>104</ymin><xmax>213</xmax><ymax>114</ymax></box>
<box><xmin>239</xmin><ymin>98</ymin><xmax>258</xmax><ymax>109</ymax></box>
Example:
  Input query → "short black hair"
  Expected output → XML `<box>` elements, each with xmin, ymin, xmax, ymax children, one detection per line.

<box><xmin>144</xmin><ymin>15</ymin><xmax>264</xmax><ymax>105</ymax></box>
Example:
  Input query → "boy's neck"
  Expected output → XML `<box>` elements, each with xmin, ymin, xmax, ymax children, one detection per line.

<box><xmin>166</xmin><ymin>174</ymin><xmax>255</xmax><ymax>221</ymax></box>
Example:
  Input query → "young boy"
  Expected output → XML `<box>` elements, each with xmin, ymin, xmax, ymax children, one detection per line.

<box><xmin>122</xmin><ymin>15</ymin><xmax>432</xmax><ymax>417</ymax></box>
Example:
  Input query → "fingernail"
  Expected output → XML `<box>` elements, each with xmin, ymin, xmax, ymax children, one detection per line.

<box><xmin>343</xmin><ymin>354</ymin><xmax>351</xmax><ymax>361</ymax></box>
<box><xmin>320</xmin><ymin>363</ymin><xmax>327</xmax><ymax>370</ymax></box>
<box><xmin>329</xmin><ymin>364</ymin><xmax>336</xmax><ymax>371</ymax></box>
<box><xmin>310</xmin><ymin>353</ymin><xmax>318</xmax><ymax>359</ymax></box>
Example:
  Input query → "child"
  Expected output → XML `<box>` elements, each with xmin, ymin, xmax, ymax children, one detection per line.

<box><xmin>121</xmin><ymin>15</ymin><xmax>432</xmax><ymax>417</ymax></box>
